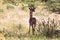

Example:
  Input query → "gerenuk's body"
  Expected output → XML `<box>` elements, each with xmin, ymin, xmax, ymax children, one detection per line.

<box><xmin>29</xmin><ymin>4</ymin><xmax>36</xmax><ymax>35</ymax></box>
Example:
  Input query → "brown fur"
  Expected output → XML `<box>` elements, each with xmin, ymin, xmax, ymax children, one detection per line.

<box><xmin>29</xmin><ymin>5</ymin><xmax>36</xmax><ymax>35</ymax></box>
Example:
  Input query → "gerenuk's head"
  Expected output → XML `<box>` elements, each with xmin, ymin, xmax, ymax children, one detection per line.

<box><xmin>29</xmin><ymin>4</ymin><xmax>35</xmax><ymax>12</ymax></box>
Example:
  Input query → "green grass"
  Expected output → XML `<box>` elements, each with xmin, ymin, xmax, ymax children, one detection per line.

<box><xmin>5</xmin><ymin>35</ymin><xmax>46</xmax><ymax>40</ymax></box>
<box><xmin>7</xmin><ymin>4</ymin><xmax>14</xmax><ymax>9</ymax></box>
<box><xmin>5</xmin><ymin>35</ymin><xmax>60</xmax><ymax>40</ymax></box>
<box><xmin>0</xmin><ymin>8</ymin><xmax>3</xmax><ymax>12</ymax></box>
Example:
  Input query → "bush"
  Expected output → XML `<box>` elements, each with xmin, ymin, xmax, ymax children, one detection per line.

<box><xmin>3</xmin><ymin>0</ymin><xmax>20</xmax><ymax>6</ymax></box>
<box><xmin>0</xmin><ymin>8</ymin><xmax>3</xmax><ymax>12</ymax></box>
<box><xmin>3</xmin><ymin>24</ymin><xmax>22</xmax><ymax>37</ymax></box>
<box><xmin>7</xmin><ymin>4</ymin><xmax>14</xmax><ymax>9</ymax></box>
<box><xmin>36</xmin><ymin>18</ymin><xmax>58</xmax><ymax>38</ymax></box>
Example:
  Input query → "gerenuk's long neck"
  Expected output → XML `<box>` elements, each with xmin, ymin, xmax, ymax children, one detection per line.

<box><xmin>30</xmin><ymin>11</ymin><xmax>33</xmax><ymax>19</ymax></box>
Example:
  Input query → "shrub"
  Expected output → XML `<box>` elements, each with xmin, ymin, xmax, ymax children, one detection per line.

<box><xmin>0</xmin><ymin>8</ymin><xmax>3</xmax><ymax>12</ymax></box>
<box><xmin>7</xmin><ymin>4</ymin><xmax>14</xmax><ymax>9</ymax></box>
<box><xmin>36</xmin><ymin>18</ymin><xmax>59</xmax><ymax>38</ymax></box>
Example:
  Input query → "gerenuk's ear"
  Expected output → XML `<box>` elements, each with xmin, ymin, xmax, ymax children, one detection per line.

<box><xmin>29</xmin><ymin>7</ymin><xmax>31</xmax><ymax>10</ymax></box>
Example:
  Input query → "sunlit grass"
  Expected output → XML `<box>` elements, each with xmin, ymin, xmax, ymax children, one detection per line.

<box><xmin>0</xmin><ymin>0</ymin><xmax>60</xmax><ymax>40</ymax></box>
<box><xmin>0</xmin><ymin>8</ymin><xmax>3</xmax><ymax>12</ymax></box>
<box><xmin>7</xmin><ymin>4</ymin><xmax>14</xmax><ymax>9</ymax></box>
<box><xmin>4</xmin><ymin>35</ymin><xmax>60</xmax><ymax>40</ymax></box>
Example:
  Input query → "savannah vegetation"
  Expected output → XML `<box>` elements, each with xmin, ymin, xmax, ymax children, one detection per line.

<box><xmin>0</xmin><ymin>0</ymin><xmax>60</xmax><ymax>40</ymax></box>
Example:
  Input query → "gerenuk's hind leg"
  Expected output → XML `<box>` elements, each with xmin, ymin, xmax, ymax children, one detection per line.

<box><xmin>33</xmin><ymin>24</ymin><xmax>36</xmax><ymax>35</ymax></box>
<box><xmin>28</xmin><ymin>25</ymin><xmax>31</xmax><ymax>34</ymax></box>
<box><xmin>32</xmin><ymin>25</ymin><xmax>35</xmax><ymax>35</ymax></box>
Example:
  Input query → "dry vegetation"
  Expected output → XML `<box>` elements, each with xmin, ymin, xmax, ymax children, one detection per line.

<box><xmin>0</xmin><ymin>0</ymin><xmax>60</xmax><ymax>40</ymax></box>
